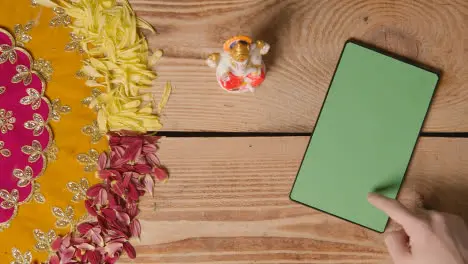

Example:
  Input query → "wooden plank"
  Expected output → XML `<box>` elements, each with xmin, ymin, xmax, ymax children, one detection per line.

<box><xmin>132</xmin><ymin>0</ymin><xmax>468</xmax><ymax>132</ymax></box>
<box><xmin>120</xmin><ymin>137</ymin><xmax>468</xmax><ymax>263</ymax></box>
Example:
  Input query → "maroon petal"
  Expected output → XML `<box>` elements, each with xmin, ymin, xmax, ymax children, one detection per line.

<box><xmin>101</xmin><ymin>208</ymin><xmax>117</xmax><ymax>221</ymax></box>
<box><xmin>127</xmin><ymin>182</ymin><xmax>140</xmax><ymax>201</ymax></box>
<box><xmin>122</xmin><ymin>173</ymin><xmax>132</xmax><ymax>188</ymax></box>
<box><xmin>98</xmin><ymin>188</ymin><xmax>109</xmax><ymax>205</ymax></box>
<box><xmin>85</xmin><ymin>200</ymin><xmax>98</xmax><ymax>216</ymax></box>
<box><xmin>51</xmin><ymin>237</ymin><xmax>63</xmax><ymax>251</ymax></box>
<box><xmin>143</xmin><ymin>136</ymin><xmax>160</xmax><ymax>145</ymax></box>
<box><xmin>98</xmin><ymin>152</ymin><xmax>109</xmax><ymax>170</ymax></box>
<box><xmin>87</xmin><ymin>251</ymin><xmax>102</xmax><ymax>264</ymax></box>
<box><xmin>60</xmin><ymin>246</ymin><xmax>76</xmax><ymax>263</ymax></box>
<box><xmin>151</xmin><ymin>167</ymin><xmax>168</xmax><ymax>181</ymax></box>
<box><xmin>76</xmin><ymin>242</ymin><xmax>96</xmax><ymax>251</ymax></box>
<box><xmin>86</xmin><ymin>184</ymin><xmax>103</xmax><ymax>197</ymax></box>
<box><xmin>123</xmin><ymin>242</ymin><xmax>136</xmax><ymax>259</ymax></box>
<box><xmin>134</xmin><ymin>164</ymin><xmax>152</xmax><ymax>174</ymax></box>
<box><xmin>49</xmin><ymin>255</ymin><xmax>60</xmax><ymax>264</ymax></box>
<box><xmin>130</xmin><ymin>219</ymin><xmax>141</xmax><ymax>238</ymax></box>
<box><xmin>146</xmin><ymin>153</ymin><xmax>160</xmax><ymax>167</ymax></box>
<box><xmin>110</xmin><ymin>181</ymin><xmax>124</xmax><ymax>197</ymax></box>
<box><xmin>126</xmin><ymin>203</ymin><xmax>138</xmax><ymax>218</ymax></box>
<box><xmin>142</xmin><ymin>143</ymin><xmax>157</xmax><ymax>153</ymax></box>
<box><xmin>143</xmin><ymin>174</ymin><xmax>154</xmax><ymax>196</ymax></box>
<box><xmin>77</xmin><ymin>223</ymin><xmax>95</xmax><ymax>234</ymax></box>
<box><xmin>109</xmin><ymin>135</ymin><xmax>121</xmax><ymax>145</ymax></box>
<box><xmin>104</xmin><ymin>242</ymin><xmax>123</xmax><ymax>256</ymax></box>
<box><xmin>121</xmin><ymin>139</ymin><xmax>143</xmax><ymax>162</ymax></box>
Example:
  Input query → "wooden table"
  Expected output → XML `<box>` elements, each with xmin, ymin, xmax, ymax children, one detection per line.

<box><xmin>123</xmin><ymin>0</ymin><xmax>468</xmax><ymax>263</ymax></box>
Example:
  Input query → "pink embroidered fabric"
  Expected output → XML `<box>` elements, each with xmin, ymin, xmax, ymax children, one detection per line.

<box><xmin>0</xmin><ymin>29</ymin><xmax>51</xmax><ymax>224</ymax></box>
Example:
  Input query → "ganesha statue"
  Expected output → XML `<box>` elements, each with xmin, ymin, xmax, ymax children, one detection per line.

<box><xmin>206</xmin><ymin>36</ymin><xmax>270</xmax><ymax>93</ymax></box>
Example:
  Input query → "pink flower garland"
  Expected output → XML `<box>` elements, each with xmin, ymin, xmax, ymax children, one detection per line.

<box><xmin>49</xmin><ymin>135</ymin><xmax>168</xmax><ymax>264</ymax></box>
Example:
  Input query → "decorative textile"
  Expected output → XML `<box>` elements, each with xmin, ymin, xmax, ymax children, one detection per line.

<box><xmin>0</xmin><ymin>0</ymin><xmax>169</xmax><ymax>262</ymax></box>
<box><xmin>0</xmin><ymin>1</ymin><xmax>107</xmax><ymax>263</ymax></box>
<box><xmin>0</xmin><ymin>28</ymin><xmax>52</xmax><ymax>226</ymax></box>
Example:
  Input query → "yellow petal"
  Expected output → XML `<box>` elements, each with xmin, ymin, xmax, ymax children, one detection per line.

<box><xmin>158</xmin><ymin>82</ymin><xmax>172</xmax><ymax>114</ymax></box>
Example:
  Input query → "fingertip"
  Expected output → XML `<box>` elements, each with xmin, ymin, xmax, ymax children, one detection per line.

<box><xmin>367</xmin><ymin>192</ymin><xmax>382</xmax><ymax>204</ymax></box>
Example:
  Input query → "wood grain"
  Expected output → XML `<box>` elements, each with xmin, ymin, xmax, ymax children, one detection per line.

<box><xmin>119</xmin><ymin>136</ymin><xmax>468</xmax><ymax>263</ymax></box>
<box><xmin>131</xmin><ymin>0</ymin><xmax>468</xmax><ymax>133</ymax></box>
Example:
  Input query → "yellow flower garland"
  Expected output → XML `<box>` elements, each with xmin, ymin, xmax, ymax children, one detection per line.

<box><xmin>37</xmin><ymin>0</ymin><xmax>170</xmax><ymax>133</ymax></box>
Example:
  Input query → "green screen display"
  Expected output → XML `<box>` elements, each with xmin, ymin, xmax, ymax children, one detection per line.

<box><xmin>290</xmin><ymin>41</ymin><xmax>439</xmax><ymax>232</ymax></box>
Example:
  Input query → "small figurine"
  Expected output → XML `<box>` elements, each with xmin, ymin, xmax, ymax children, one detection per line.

<box><xmin>207</xmin><ymin>36</ymin><xmax>270</xmax><ymax>93</ymax></box>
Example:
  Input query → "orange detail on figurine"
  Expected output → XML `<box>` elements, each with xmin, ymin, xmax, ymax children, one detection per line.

<box><xmin>207</xmin><ymin>36</ymin><xmax>270</xmax><ymax>93</ymax></box>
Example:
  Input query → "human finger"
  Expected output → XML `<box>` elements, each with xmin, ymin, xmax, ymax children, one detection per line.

<box><xmin>385</xmin><ymin>229</ymin><xmax>411</xmax><ymax>262</ymax></box>
<box><xmin>368</xmin><ymin>193</ymin><xmax>424</xmax><ymax>233</ymax></box>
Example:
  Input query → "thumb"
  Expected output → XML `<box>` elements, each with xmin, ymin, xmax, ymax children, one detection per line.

<box><xmin>385</xmin><ymin>229</ymin><xmax>411</xmax><ymax>262</ymax></box>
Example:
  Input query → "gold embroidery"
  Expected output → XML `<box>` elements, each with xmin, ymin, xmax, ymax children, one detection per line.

<box><xmin>21</xmin><ymin>140</ymin><xmax>43</xmax><ymax>163</ymax></box>
<box><xmin>0</xmin><ymin>222</ymin><xmax>10</xmax><ymax>232</ymax></box>
<box><xmin>0</xmin><ymin>141</ymin><xmax>11</xmax><ymax>157</ymax></box>
<box><xmin>50</xmin><ymin>98</ymin><xmax>71</xmax><ymax>122</ymax></box>
<box><xmin>0</xmin><ymin>44</ymin><xmax>17</xmax><ymax>64</ymax></box>
<box><xmin>0</xmin><ymin>109</ymin><xmax>16</xmax><ymax>134</ymax></box>
<box><xmin>67</xmin><ymin>178</ymin><xmax>89</xmax><ymax>202</ymax></box>
<box><xmin>24</xmin><ymin>113</ymin><xmax>46</xmax><ymax>136</ymax></box>
<box><xmin>14</xmin><ymin>21</ymin><xmax>34</xmax><ymax>47</ymax></box>
<box><xmin>0</xmin><ymin>86</ymin><xmax>5</xmax><ymax>94</ymax></box>
<box><xmin>0</xmin><ymin>189</ymin><xmax>19</xmax><ymax>209</ymax></box>
<box><xmin>13</xmin><ymin>166</ymin><xmax>34</xmax><ymax>188</ymax></box>
<box><xmin>52</xmin><ymin>205</ymin><xmax>75</xmax><ymax>229</ymax></box>
<box><xmin>65</xmin><ymin>33</ymin><xmax>84</xmax><ymax>53</ymax></box>
<box><xmin>82</xmin><ymin>121</ymin><xmax>103</xmax><ymax>144</ymax></box>
<box><xmin>20</xmin><ymin>88</ymin><xmax>43</xmax><ymax>110</ymax></box>
<box><xmin>12</xmin><ymin>65</ymin><xmax>32</xmax><ymax>86</ymax></box>
<box><xmin>76</xmin><ymin>149</ymin><xmax>99</xmax><ymax>172</ymax></box>
<box><xmin>44</xmin><ymin>140</ymin><xmax>58</xmax><ymax>162</ymax></box>
<box><xmin>10</xmin><ymin>248</ymin><xmax>32</xmax><ymax>264</ymax></box>
<box><xmin>32</xmin><ymin>59</ymin><xmax>53</xmax><ymax>81</ymax></box>
<box><xmin>33</xmin><ymin>229</ymin><xmax>57</xmax><ymax>252</ymax></box>
<box><xmin>81</xmin><ymin>88</ymin><xmax>102</xmax><ymax>111</ymax></box>
<box><xmin>50</xmin><ymin>7</ymin><xmax>71</xmax><ymax>27</ymax></box>
<box><xmin>32</xmin><ymin>182</ymin><xmax>45</xmax><ymax>204</ymax></box>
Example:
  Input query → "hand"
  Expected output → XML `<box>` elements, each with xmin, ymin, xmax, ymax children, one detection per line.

<box><xmin>368</xmin><ymin>193</ymin><xmax>468</xmax><ymax>264</ymax></box>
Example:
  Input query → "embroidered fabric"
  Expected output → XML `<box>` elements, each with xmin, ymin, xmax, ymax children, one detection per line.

<box><xmin>0</xmin><ymin>28</ymin><xmax>52</xmax><ymax>227</ymax></box>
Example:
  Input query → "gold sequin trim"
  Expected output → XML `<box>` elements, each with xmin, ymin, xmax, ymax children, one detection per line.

<box><xmin>81</xmin><ymin>88</ymin><xmax>102</xmax><ymax>111</ymax></box>
<box><xmin>44</xmin><ymin>140</ymin><xmax>58</xmax><ymax>162</ymax></box>
<box><xmin>67</xmin><ymin>178</ymin><xmax>89</xmax><ymax>203</ymax></box>
<box><xmin>32</xmin><ymin>59</ymin><xmax>53</xmax><ymax>81</ymax></box>
<box><xmin>0</xmin><ymin>189</ymin><xmax>19</xmax><ymax>209</ymax></box>
<box><xmin>52</xmin><ymin>205</ymin><xmax>75</xmax><ymax>229</ymax></box>
<box><xmin>13</xmin><ymin>166</ymin><xmax>34</xmax><ymax>188</ymax></box>
<box><xmin>33</xmin><ymin>229</ymin><xmax>57</xmax><ymax>252</ymax></box>
<box><xmin>0</xmin><ymin>109</ymin><xmax>16</xmax><ymax>134</ymax></box>
<box><xmin>82</xmin><ymin>120</ymin><xmax>103</xmax><ymax>144</ymax></box>
<box><xmin>32</xmin><ymin>182</ymin><xmax>45</xmax><ymax>204</ymax></box>
<box><xmin>50</xmin><ymin>7</ymin><xmax>71</xmax><ymax>27</ymax></box>
<box><xmin>0</xmin><ymin>141</ymin><xmax>11</xmax><ymax>157</ymax></box>
<box><xmin>20</xmin><ymin>88</ymin><xmax>43</xmax><ymax>111</ymax></box>
<box><xmin>76</xmin><ymin>149</ymin><xmax>99</xmax><ymax>172</ymax></box>
<box><xmin>65</xmin><ymin>33</ymin><xmax>84</xmax><ymax>53</ymax></box>
<box><xmin>10</xmin><ymin>248</ymin><xmax>32</xmax><ymax>264</ymax></box>
<box><xmin>24</xmin><ymin>113</ymin><xmax>46</xmax><ymax>136</ymax></box>
<box><xmin>12</xmin><ymin>65</ymin><xmax>32</xmax><ymax>86</ymax></box>
<box><xmin>14</xmin><ymin>21</ymin><xmax>34</xmax><ymax>47</ymax></box>
<box><xmin>50</xmin><ymin>98</ymin><xmax>71</xmax><ymax>122</ymax></box>
<box><xmin>21</xmin><ymin>140</ymin><xmax>43</xmax><ymax>163</ymax></box>
<box><xmin>0</xmin><ymin>44</ymin><xmax>17</xmax><ymax>64</ymax></box>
